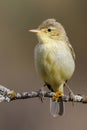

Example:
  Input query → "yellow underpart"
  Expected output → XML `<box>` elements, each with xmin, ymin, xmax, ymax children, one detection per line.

<box><xmin>52</xmin><ymin>91</ymin><xmax>63</xmax><ymax>101</ymax></box>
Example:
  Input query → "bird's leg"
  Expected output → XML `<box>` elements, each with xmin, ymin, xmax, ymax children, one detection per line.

<box><xmin>38</xmin><ymin>85</ymin><xmax>45</xmax><ymax>102</ymax></box>
<box><xmin>44</xmin><ymin>83</ymin><xmax>47</xmax><ymax>87</ymax></box>
<box><xmin>65</xmin><ymin>83</ymin><xmax>75</xmax><ymax>102</ymax></box>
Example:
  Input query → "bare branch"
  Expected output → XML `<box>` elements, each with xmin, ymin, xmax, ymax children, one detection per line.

<box><xmin>0</xmin><ymin>85</ymin><xmax>87</xmax><ymax>103</ymax></box>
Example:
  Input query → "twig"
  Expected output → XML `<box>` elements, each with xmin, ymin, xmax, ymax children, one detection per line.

<box><xmin>0</xmin><ymin>85</ymin><xmax>87</xmax><ymax>103</ymax></box>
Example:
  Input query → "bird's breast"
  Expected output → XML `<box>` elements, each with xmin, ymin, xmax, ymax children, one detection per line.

<box><xmin>34</xmin><ymin>42</ymin><xmax>75</xmax><ymax>88</ymax></box>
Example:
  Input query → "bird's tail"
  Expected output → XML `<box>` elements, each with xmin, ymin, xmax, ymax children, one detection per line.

<box><xmin>50</xmin><ymin>98</ymin><xmax>64</xmax><ymax>117</ymax></box>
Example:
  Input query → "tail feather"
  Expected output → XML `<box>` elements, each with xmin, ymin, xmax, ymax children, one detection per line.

<box><xmin>50</xmin><ymin>98</ymin><xmax>64</xmax><ymax>117</ymax></box>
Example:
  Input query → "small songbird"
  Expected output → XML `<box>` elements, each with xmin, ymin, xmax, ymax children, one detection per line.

<box><xmin>29</xmin><ymin>19</ymin><xmax>75</xmax><ymax>117</ymax></box>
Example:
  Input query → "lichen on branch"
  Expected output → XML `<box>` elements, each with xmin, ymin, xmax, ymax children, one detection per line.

<box><xmin>0</xmin><ymin>85</ymin><xmax>87</xmax><ymax>103</ymax></box>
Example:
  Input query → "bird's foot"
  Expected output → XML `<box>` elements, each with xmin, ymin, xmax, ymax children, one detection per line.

<box><xmin>69</xmin><ymin>90</ymin><xmax>75</xmax><ymax>102</ymax></box>
<box><xmin>38</xmin><ymin>87</ymin><xmax>45</xmax><ymax>102</ymax></box>
<box><xmin>52</xmin><ymin>91</ymin><xmax>63</xmax><ymax>102</ymax></box>
<box><xmin>65</xmin><ymin>83</ymin><xmax>75</xmax><ymax>102</ymax></box>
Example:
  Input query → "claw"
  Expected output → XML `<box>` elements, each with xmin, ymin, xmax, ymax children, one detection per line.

<box><xmin>65</xmin><ymin>83</ymin><xmax>75</xmax><ymax>101</ymax></box>
<box><xmin>38</xmin><ymin>88</ymin><xmax>45</xmax><ymax>102</ymax></box>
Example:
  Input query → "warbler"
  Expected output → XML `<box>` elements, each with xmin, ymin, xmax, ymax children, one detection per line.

<box><xmin>29</xmin><ymin>19</ymin><xmax>75</xmax><ymax>117</ymax></box>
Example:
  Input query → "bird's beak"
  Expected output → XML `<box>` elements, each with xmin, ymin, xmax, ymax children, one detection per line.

<box><xmin>29</xmin><ymin>29</ymin><xmax>41</xmax><ymax>33</ymax></box>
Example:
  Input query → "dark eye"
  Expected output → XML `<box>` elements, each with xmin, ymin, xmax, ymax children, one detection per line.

<box><xmin>47</xmin><ymin>28</ymin><xmax>51</xmax><ymax>32</ymax></box>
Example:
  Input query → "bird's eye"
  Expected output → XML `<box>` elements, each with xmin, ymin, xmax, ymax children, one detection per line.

<box><xmin>47</xmin><ymin>28</ymin><xmax>51</xmax><ymax>32</ymax></box>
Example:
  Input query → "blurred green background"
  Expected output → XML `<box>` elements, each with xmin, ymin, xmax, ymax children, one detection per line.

<box><xmin>0</xmin><ymin>0</ymin><xmax>87</xmax><ymax>130</ymax></box>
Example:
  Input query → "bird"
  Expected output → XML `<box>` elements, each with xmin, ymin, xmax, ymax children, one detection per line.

<box><xmin>29</xmin><ymin>18</ymin><xmax>75</xmax><ymax>117</ymax></box>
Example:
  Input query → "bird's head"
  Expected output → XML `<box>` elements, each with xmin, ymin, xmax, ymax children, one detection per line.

<box><xmin>29</xmin><ymin>19</ymin><xmax>68</xmax><ymax>44</ymax></box>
